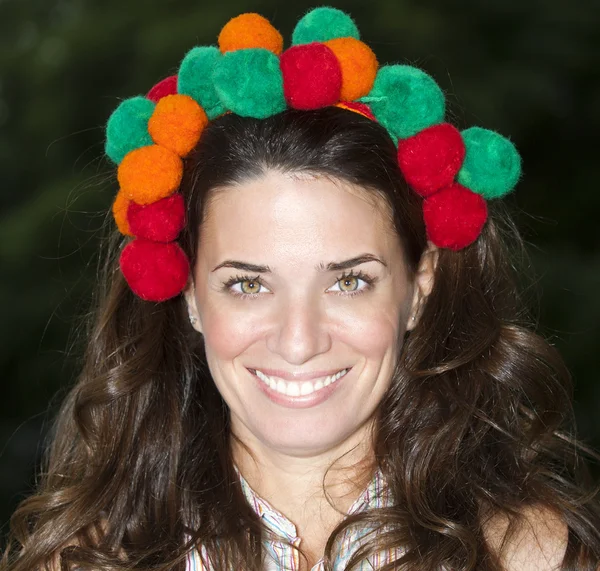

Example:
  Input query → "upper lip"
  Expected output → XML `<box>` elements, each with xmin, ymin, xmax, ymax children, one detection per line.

<box><xmin>248</xmin><ymin>367</ymin><xmax>349</xmax><ymax>381</ymax></box>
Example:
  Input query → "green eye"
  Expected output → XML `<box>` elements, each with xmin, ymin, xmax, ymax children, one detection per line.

<box><xmin>338</xmin><ymin>275</ymin><xmax>360</xmax><ymax>292</ymax></box>
<box><xmin>239</xmin><ymin>279</ymin><xmax>262</xmax><ymax>295</ymax></box>
<box><xmin>331</xmin><ymin>270</ymin><xmax>375</xmax><ymax>296</ymax></box>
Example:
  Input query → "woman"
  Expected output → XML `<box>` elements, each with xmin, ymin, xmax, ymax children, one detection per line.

<box><xmin>3</xmin><ymin>7</ymin><xmax>600</xmax><ymax>571</ymax></box>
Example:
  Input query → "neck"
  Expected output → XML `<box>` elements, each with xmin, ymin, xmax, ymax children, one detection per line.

<box><xmin>231</xmin><ymin>421</ymin><xmax>377</xmax><ymax>527</ymax></box>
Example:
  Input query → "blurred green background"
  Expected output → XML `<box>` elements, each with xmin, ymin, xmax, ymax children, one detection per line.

<box><xmin>1</xmin><ymin>0</ymin><xmax>598</xmax><ymax>537</ymax></box>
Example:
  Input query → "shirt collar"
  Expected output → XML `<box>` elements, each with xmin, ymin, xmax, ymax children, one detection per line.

<box><xmin>236</xmin><ymin>467</ymin><xmax>391</xmax><ymax>541</ymax></box>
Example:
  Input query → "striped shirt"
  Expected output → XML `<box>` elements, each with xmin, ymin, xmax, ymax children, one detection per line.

<box><xmin>186</xmin><ymin>468</ymin><xmax>401</xmax><ymax>570</ymax></box>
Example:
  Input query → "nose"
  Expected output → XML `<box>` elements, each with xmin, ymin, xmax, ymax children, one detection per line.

<box><xmin>266</xmin><ymin>294</ymin><xmax>332</xmax><ymax>366</ymax></box>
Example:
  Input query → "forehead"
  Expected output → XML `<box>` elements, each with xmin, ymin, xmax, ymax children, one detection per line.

<box><xmin>198</xmin><ymin>171</ymin><xmax>401</xmax><ymax>266</ymax></box>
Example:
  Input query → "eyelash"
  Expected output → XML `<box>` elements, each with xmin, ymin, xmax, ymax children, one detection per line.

<box><xmin>221</xmin><ymin>270</ymin><xmax>378</xmax><ymax>300</ymax></box>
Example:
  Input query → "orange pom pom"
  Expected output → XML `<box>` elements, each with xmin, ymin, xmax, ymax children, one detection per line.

<box><xmin>325</xmin><ymin>37</ymin><xmax>378</xmax><ymax>101</ymax></box>
<box><xmin>218</xmin><ymin>13</ymin><xmax>284</xmax><ymax>55</ymax></box>
<box><xmin>117</xmin><ymin>145</ymin><xmax>183</xmax><ymax>205</ymax></box>
<box><xmin>112</xmin><ymin>189</ymin><xmax>133</xmax><ymax>236</ymax></box>
<box><xmin>148</xmin><ymin>94</ymin><xmax>209</xmax><ymax>157</ymax></box>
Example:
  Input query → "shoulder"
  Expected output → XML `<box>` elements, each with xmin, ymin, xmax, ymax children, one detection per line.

<box><xmin>483</xmin><ymin>504</ymin><xmax>569</xmax><ymax>571</ymax></box>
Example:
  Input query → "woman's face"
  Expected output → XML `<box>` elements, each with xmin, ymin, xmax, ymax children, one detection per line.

<box><xmin>187</xmin><ymin>170</ymin><xmax>431</xmax><ymax>457</ymax></box>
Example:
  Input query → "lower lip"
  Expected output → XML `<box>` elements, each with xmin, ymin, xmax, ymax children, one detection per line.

<box><xmin>247</xmin><ymin>367</ymin><xmax>351</xmax><ymax>409</ymax></box>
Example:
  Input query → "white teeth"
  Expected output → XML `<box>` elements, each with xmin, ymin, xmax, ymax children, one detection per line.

<box><xmin>256</xmin><ymin>370</ymin><xmax>270</xmax><ymax>384</ymax></box>
<box><xmin>287</xmin><ymin>383</ymin><xmax>300</xmax><ymax>397</ymax></box>
<box><xmin>253</xmin><ymin>368</ymin><xmax>349</xmax><ymax>397</ymax></box>
<box><xmin>300</xmin><ymin>382</ymin><xmax>314</xmax><ymax>396</ymax></box>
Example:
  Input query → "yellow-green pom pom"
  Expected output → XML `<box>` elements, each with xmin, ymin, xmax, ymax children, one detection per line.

<box><xmin>292</xmin><ymin>7</ymin><xmax>359</xmax><ymax>45</ymax></box>
<box><xmin>361</xmin><ymin>65</ymin><xmax>445</xmax><ymax>141</ymax></box>
<box><xmin>178</xmin><ymin>46</ymin><xmax>226</xmax><ymax>120</ymax></box>
<box><xmin>105</xmin><ymin>97</ymin><xmax>155</xmax><ymax>164</ymax></box>
<box><xmin>218</xmin><ymin>13</ymin><xmax>283</xmax><ymax>55</ymax></box>
<box><xmin>457</xmin><ymin>127</ymin><xmax>522</xmax><ymax>199</ymax></box>
<box><xmin>212</xmin><ymin>48</ymin><xmax>286</xmax><ymax>119</ymax></box>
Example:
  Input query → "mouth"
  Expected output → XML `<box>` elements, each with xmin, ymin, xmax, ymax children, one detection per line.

<box><xmin>247</xmin><ymin>368</ymin><xmax>351</xmax><ymax>397</ymax></box>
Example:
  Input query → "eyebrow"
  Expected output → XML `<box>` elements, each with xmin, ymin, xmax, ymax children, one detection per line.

<box><xmin>211</xmin><ymin>254</ymin><xmax>388</xmax><ymax>273</ymax></box>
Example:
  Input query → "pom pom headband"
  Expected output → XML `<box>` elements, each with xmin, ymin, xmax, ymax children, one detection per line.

<box><xmin>105</xmin><ymin>6</ymin><xmax>522</xmax><ymax>302</ymax></box>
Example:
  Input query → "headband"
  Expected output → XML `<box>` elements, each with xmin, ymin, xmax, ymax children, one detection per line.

<box><xmin>105</xmin><ymin>7</ymin><xmax>522</xmax><ymax>302</ymax></box>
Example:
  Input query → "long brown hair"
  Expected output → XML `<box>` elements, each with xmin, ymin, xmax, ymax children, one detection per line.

<box><xmin>3</xmin><ymin>108</ymin><xmax>600</xmax><ymax>570</ymax></box>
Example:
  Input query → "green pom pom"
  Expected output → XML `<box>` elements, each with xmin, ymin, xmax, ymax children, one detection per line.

<box><xmin>457</xmin><ymin>127</ymin><xmax>522</xmax><ymax>198</ymax></box>
<box><xmin>105</xmin><ymin>96</ymin><xmax>155</xmax><ymax>165</ymax></box>
<box><xmin>212</xmin><ymin>49</ymin><xmax>286</xmax><ymax>119</ymax></box>
<box><xmin>360</xmin><ymin>65</ymin><xmax>445</xmax><ymax>141</ymax></box>
<box><xmin>178</xmin><ymin>46</ymin><xmax>226</xmax><ymax>120</ymax></box>
<box><xmin>292</xmin><ymin>7</ymin><xmax>360</xmax><ymax>45</ymax></box>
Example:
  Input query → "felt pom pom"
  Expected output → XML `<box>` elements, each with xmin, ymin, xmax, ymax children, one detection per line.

<box><xmin>213</xmin><ymin>48</ymin><xmax>286</xmax><ymax>118</ymax></box>
<box><xmin>147</xmin><ymin>75</ymin><xmax>178</xmax><ymax>102</ymax></box>
<box><xmin>324</xmin><ymin>38</ymin><xmax>378</xmax><ymax>101</ymax></box>
<box><xmin>292</xmin><ymin>7</ymin><xmax>360</xmax><ymax>45</ymax></box>
<box><xmin>105</xmin><ymin>97</ymin><xmax>155</xmax><ymax>164</ymax></box>
<box><xmin>117</xmin><ymin>145</ymin><xmax>183</xmax><ymax>205</ymax></box>
<box><xmin>423</xmin><ymin>183</ymin><xmax>488</xmax><ymax>250</ymax></box>
<box><xmin>397</xmin><ymin>123</ymin><xmax>466</xmax><ymax>197</ymax></box>
<box><xmin>335</xmin><ymin>101</ymin><xmax>375</xmax><ymax>120</ymax></box>
<box><xmin>361</xmin><ymin>65</ymin><xmax>445</xmax><ymax>141</ymax></box>
<box><xmin>112</xmin><ymin>189</ymin><xmax>133</xmax><ymax>236</ymax></box>
<box><xmin>218</xmin><ymin>13</ymin><xmax>283</xmax><ymax>55</ymax></box>
<box><xmin>148</xmin><ymin>94</ymin><xmax>208</xmax><ymax>157</ymax></box>
<box><xmin>127</xmin><ymin>193</ymin><xmax>185</xmax><ymax>242</ymax></box>
<box><xmin>120</xmin><ymin>239</ymin><xmax>190</xmax><ymax>302</ymax></box>
<box><xmin>178</xmin><ymin>46</ymin><xmax>226</xmax><ymax>120</ymax></box>
<box><xmin>280</xmin><ymin>43</ymin><xmax>342</xmax><ymax>110</ymax></box>
<box><xmin>457</xmin><ymin>127</ymin><xmax>522</xmax><ymax>199</ymax></box>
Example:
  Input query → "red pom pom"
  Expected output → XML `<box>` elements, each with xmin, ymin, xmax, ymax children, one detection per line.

<box><xmin>120</xmin><ymin>239</ymin><xmax>189</xmax><ymax>301</ymax></box>
<box><xmin>280</xmin><ymin>43</ymin><xmax>342</xmax><ymax>109</ymax></box>
<box><xmin>423</xmin><ymin>183</ymin><xmax>487</xmax><ymax>250</ymax></box>
<box><xmin>336</xmin><ymin>101</ymin><xmax>376</xmax><ymax>120</ymax></box>
<box><xmin>127</xmin><ymin>193</ymin><xmax>185</xmax><ymax>242</ymax></box>
<box><xmin>398</xmin><ymin>123</ymin><xmax>466</xmax><ymax>197</ymax></box>
<box><xmin>147</xmin><ymin>75</ymin><xmax>178</xmax><ymax>103</ymax></box>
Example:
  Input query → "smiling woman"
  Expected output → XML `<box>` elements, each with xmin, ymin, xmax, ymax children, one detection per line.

<box><xmin>3</xmin><ymin>7</ymin><xmax>600</xmax><ymax>571</ymax></box>
<box><xmin>185</xmin><ymin>170</ymin><xmax>424</xmax><ymax>459</ymax></box>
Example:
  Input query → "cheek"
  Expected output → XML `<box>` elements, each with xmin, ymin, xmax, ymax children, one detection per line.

<box><xmin>199</xmin><ymin>298</ymin><xmax>261</xmax><ymax>360</ymax></box>
<box><xmin>332</xmin><ymin>288</ymin><xmax>410</xmax><ymax>359</ymax></box>
<box><xmin>338</xmin><ymin>308</ymin><xmax>402</xmax><ymax>361</ymax></box>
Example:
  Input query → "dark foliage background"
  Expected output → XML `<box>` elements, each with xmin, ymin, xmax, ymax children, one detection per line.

<box><xmin>1</xmin><ymin>0</ymin><xmax>598</xmax><ymax>538</ymax></box>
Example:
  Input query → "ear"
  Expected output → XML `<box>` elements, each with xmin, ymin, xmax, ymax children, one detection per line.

<box><xmin>183</xmin><ymin>281</ymin><xmax>203</xmax><ymax>334</ymax></box>
<box><xmin>406</xmin><ymin>241</ymin><xmax>438</xmax><ymax>331</ymax></box>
